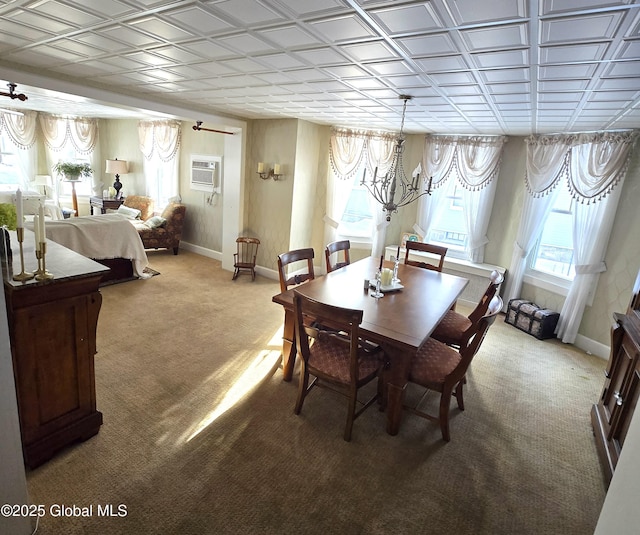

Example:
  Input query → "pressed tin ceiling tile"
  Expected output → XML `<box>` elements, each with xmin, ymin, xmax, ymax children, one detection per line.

<box><xmin>0</xmin><ymin>0</ymin><xmax>636</xmax><ymax>133</ymax></box>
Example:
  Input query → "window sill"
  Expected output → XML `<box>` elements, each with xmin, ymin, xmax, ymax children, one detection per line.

<box><xmin>385</xmin><ymin>245</ymin><xmax>505</xmax><ymax>278</ymax></box>
<box><xmin>339</xmin><ymin>237</ymin><xmax>372</xmax><ymax>249</ymax></box>
<box><xmin>523</xmin><ymin>271</ymin><xmax>571</xmax><ymax>297</ymax></box>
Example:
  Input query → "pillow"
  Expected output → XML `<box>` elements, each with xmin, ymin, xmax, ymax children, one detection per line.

<box><xmin>144</xmin><ymin>215</ymin><xmax>166</xmax><ymax>229</ymax></box>
<box><xmin>117</xmin><ymin>205</ymin><xmax>141</xmax><ymax>220</ymax></box>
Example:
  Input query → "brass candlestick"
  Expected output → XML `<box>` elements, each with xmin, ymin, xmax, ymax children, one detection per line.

<box><xmin>35</xmin><ymin>241</ymin><xmax>54</xmax><ymax>281</ymax></box>
<box><xmin>12</xmin><ymin>227</ymin><xmax>35</xmax><ymax>282</ymax></box>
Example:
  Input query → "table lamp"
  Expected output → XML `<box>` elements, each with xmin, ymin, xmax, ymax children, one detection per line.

<box><xmin>105</xmin><ymin>159</ymin><xmax>128</xmax><ymax>199</ymax></box>
<box><xmin>34</xmin><ymin>175</ymin><xmax>51</xmax><ymax>197</ymax></box>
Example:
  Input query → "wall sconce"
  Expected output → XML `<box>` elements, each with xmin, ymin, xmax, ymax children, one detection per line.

<box><xmin>257</xmin><ymin>162</ymin><xmax>282</xmax><ymax>181</ymax></box>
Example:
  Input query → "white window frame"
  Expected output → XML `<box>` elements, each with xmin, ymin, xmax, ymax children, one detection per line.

<box><xmin>426</xmin><ymin>180</ymin><xmax>468</xmax><ymax>260</ymax></box>
<box><xmin>525</xmin><ymin>182</ymin><xmax>575</xmax><ymax>294</ymax></box>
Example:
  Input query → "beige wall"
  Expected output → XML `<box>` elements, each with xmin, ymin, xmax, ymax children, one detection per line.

<box><xmin>246</xmin><ymin>119</ymin><xmax>298</xmax><ymax>271</ymax></box>
<box><xmin>178</xmin><ymin>122</ymin><xmax>225</xmax><ymax>251</ymax></box>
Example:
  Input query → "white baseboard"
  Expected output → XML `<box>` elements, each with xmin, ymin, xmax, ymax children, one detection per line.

<box><xmin>574</xmin><ymin>334</ymin><xmax>610</xmax><ymax>360</ymax></box>
<box><xmin>179</xmin><ymin>241</ymin><xmax>222</xmax><ymax>261</ymax></box>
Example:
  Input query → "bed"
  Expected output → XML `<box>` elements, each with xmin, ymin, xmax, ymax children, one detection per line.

<box><xmin>29</xmin><ymin>213</ymin><xmax>150</xmax><ymax>281</ymax></box>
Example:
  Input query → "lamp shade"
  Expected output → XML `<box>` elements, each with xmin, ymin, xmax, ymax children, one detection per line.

<box><xmin>34</xmin><ymin>175</ymin><xmax>51</xmax><ymax>186</ymax></box>
<box><xmin>105</xmin><ymin>159</ymin><xmax>128</xmax><ymax>175</ymax></box>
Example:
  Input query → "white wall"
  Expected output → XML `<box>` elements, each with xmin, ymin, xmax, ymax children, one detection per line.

<box><xmin>0</xmin><ymin>279</ymin><xmax>32</xmax><ymax>535</ymax></box>
<box><xmin>595</xmin><ymin>408</ymin><xmax>640</xmax><ymax>534</ymax></box>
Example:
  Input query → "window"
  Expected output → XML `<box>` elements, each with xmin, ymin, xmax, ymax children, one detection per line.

<box><xmin>530</xmin><ymin>184</ymin><xmax>575</xmax><ymax>280</ymax></box>
<box><xmin>427</xmin><ymin>180</ymin><xmax>467</xmax><ymax>254</ymax></box>
<box><xmin>338</xmin><ymin>180</ymin><xmax>374</xmax><ymax>239</ymax></box>
<box><xmin>0</xmin><ymin>133</ymin><xmax>24</xmax><ymax>191</ymax></box>
<box><xmin>55</xmin><ymin>147</ymin><xmax>93</xmax><ymax>196</ymax></box>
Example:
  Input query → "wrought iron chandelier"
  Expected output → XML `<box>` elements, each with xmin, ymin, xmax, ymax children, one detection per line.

<box><xmin>360</xmin><ymin>95</ymin><xmax>432</xmax><ymax>221</ymax></box>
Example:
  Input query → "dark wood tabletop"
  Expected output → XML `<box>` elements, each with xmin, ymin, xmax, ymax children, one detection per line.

<box><xmin>273</xmin><ymin>256</ymin><xmax>469</xmax><ymax>435</ymax></box>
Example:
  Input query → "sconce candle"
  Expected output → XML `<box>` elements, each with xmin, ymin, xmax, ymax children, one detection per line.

<box><xmin>257</xmin><ymin>162</ymin><xmax>265</xmax><ymax>173</ymax></box>
<box><xmin>273</xmin><ymin>164</ymin><xmax>281</xmax><ymax>175</ymax></box>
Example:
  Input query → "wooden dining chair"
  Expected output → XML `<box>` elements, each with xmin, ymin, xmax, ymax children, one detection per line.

<box><xmin>325</xmin><ymin>240</ymin><xmax>351</xmax><ymax>273</ymax></box>
<box><xmin>404</xmin><ymin>241</ymin><xmax>448</xmax><ymax>272</ymax></box>
<box><xmin>432</xmin><ymin>270</ymin><xmax>504</xmax><ymax>349</ymax></box>
<box><xmin>404</xmin><ymin>295</ymin><xmax>503</xmax><ymax>442</ymax></box>
<box><xmin>277</xmin><ymin>248</ymin><xmax>315</xmax><ymax>293</ymax></box>
<box><xmin>292</xmin><ymin>289</ymin><xmax>385</xmax><ymax>441</ymax></box>
<box><xmin>232</xmin><ymin>237</ymin><xmax>260</xmax><ymax>281</ymax></box>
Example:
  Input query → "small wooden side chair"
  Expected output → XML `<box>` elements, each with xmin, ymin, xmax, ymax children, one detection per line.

<box><xmin>293</xmin><ymin>289</ymin><xmax>385</xmax><ymax>441</ymax></box>
<box><xmin>432</xmin><ymin>270</ymin><xmax>504</xmax><ymax>348</ymax></box>
<box><xmin>277</xmin><ymin>248</ymin><xmax>315</xmax><ymax>292</ymax></box>
<box><xmin>404</xmin><ymin>241</ymin><xmax>448</xmax><ymax>272</ymax></box>
<box><xmin>233</xmin><ymin>237</ymin><xmax>260</xmax><ymax>281</ymax></box>
<box><xmin>405</xmin><ymin>295</ymin><xmax>503</xmax><ymax>442</ymax></box>
<box><xmin>325</xmin><ymin>240</ymin><xmax>351</xmax><ymax>273</ymax></box>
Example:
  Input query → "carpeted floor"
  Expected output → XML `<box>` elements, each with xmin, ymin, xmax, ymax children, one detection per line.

<box><xmin>26</xmin><ymin>250</ymin><xmax>607</xmax><ymax>534</ymax></box>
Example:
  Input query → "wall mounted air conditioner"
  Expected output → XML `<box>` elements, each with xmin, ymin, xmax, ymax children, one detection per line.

<box><xmin>190</xmin><ymin>155</ymin><xmax>222</xmax><ymax>192</ymax></box>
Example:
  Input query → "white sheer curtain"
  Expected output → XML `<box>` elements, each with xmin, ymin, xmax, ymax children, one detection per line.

<box><xmin>138</xmin><ymin>120</ymin><xmax>181</xmax><ymax>206</ymax></box>
<box><xmin>39</xmin><ymin>114</ymin><xmax>100</xmax><ymax>196</ymax></box>
<box><xmin>326</xmin><ymin>128</ymin><xmax>396</xmax><ymax>254</ymax></box>
<box><xmin>326</xmin><ymin>129</ymin><xmax>366</xmax><ymax>244</ymax></box>
<box><xmin>455</xmin><ymin>136</ymin><xmax>506</xmax><ymax>262</ymax></box>
<box><xmin>416</xmin><ymin>134</ymin><xmax>505</xmax><ymax>262</ymax></box>
<box><xmin>0</xmin><ymin>110</ymin><xmax>38</xmax><ymax>190</ymax></box>
<box><xmin>367</xmin><ymin>134</ymin><xmax>395</xmax><ymax>258</ymax></box>
<box><xmin>502</xmin><ymin>135</ymin><xmax>574</xmax><ymax>309</ymax></box>
<box><xmin>556</xmin><ymin>131</ymin><xmax>636</xmax><ymax>343</ymax></box>
<box><xmin>416</xmin><ymin>135</ymin><xmax>456</xmax><ymax>239</ymax></box>
<box><xmin>504</xmin><ymin>131</ymin><xmax>636</xmax><ymax>342</ymax></box>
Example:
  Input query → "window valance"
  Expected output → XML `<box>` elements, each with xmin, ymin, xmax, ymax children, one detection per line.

<box><xmin>524</xmin><ymin>131</ymin><xmax>637</xmax><ymax>204</ymax></box>
<box><xmin>329</xmin><ymin>127</ymin><xmax>397</xmax><ymax>180</ymax></box>
<box><xmin>0</xmin><ymin>110</ymin><xmax>37</xmax><ymax>150</ymax></box>
<box><xmin>138</xmin><ymin>120</ymin><xmax>181</xmax><ymax>162</ymax></box>
<box><xmin>39</xmin><ymin>114</ymin><xmax>98</xmax><ymax>154</ymax></box>
<box><xmin>423</xmin><ymin>134</ymin><xmax>507</xmax><ymax>191</ymax></box>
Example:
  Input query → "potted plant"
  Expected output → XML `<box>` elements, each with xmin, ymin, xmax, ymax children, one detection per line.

<box><xmin>53</xmin><ymin>161</ymin><xmax>93</xmax><ymax>181</ymax></box>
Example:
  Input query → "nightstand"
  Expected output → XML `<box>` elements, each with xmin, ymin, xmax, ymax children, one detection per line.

<box><xmin>90</xmin><ymin>196</ymin><xmax>124</xmax><ymax>215</ymax></box>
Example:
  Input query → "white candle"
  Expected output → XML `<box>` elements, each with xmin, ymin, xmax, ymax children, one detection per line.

<box><xmin>257</xmin><ymin>162</ymin><xmax>264</xmax><ymax>173</ymax></box>
<box><xmin>38</xmin><ymin>203</ymin><xmax>46</xmax><ymax>244</ymax></box>
<box><xmin>274</xmin><ymin>164</ymin><xmax>281</xmax><ymax>175</ymax></box>
<box><xmin>33</xmin><ymin>213</ymin><xmax>40</xmax><ymax>244</ymax></box>
<box><xmin>15</xmin><ymin>188</ymin><xmax>23</xmax><ymax>228</ymax></box>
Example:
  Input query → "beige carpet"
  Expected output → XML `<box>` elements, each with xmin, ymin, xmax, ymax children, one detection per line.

<box><xmin>26</xmin><ymin>250</ymin><xmax>607</xmax><ymax>534</ymax></box>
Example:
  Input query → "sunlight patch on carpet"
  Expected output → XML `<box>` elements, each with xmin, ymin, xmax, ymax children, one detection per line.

<box><xmin>183</xmin><ymin>348</ymin><xmax>282</xmax><ymax>443</ymax></box>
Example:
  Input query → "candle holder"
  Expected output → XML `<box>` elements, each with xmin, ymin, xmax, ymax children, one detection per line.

<box><xmin>12</xmin><ymin>227</ymin><xmax>35</xmax><ymax>282</ymax></box>
<box><xmin>257</xmin><ymin>167</ymin><xmax>283</xmax><ymax>181</ymax></box>
<box><xmin>35</xmin><ymin>242</ymin><xmax>54</xmax><ymax>281</ymax></box>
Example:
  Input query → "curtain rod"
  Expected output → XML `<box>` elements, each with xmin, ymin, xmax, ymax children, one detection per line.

<box><xmin>192</xmin><ymin>121</ymin><xmax>234</xmax><ymax>135</ymax></box>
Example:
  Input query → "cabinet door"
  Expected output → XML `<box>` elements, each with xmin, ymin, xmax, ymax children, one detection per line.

<box><xmin>607</xmin><ymin>335</ymin><xmax>640</xmax><ymax>448</ymax></box>
<box><xmin>613</xmin><ymin>365</ymin><xmax>640</xmax><ymax>450</ymax></box>
<box><xmin>602</xmin><ymin>334</ymin><xmax>635</xmax><ymax>430</ymax></box>
<box><xmin>11</xmin><ymin>293</ymin><xmax>96</xmax><ymax>444</ymax></box>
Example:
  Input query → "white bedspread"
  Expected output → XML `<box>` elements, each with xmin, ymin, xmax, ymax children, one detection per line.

<box><xmin>31</xmin><ymin>213</ymin><xmax>149</xmax><ymax>277</ymax></box>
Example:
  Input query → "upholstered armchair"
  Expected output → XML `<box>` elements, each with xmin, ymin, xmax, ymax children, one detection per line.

<box><xmin>123</xmin><ymin>195</ymin><xmax>155</xmax><ymax>221</ymax></box>
<box><xmin>135</xmin><ymin>202</ymin><xmax>186</xmax><ymax>255</ymax></box>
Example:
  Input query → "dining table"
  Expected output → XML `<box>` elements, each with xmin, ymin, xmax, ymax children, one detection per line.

<box><xmin>272</xmin><ymin>256</ymin><xmax>469</xmax><ymax>436</ymax></box>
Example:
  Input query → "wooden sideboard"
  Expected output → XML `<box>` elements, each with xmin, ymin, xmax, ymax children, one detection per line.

<box><xmin>592</xmin><ymin>268</ymin><xmax>640</xmax><ymax>486</ymax></box>
<box><xmin>2</xmin><ymin>230</ymin><xmax>109</xmax><ymax>468</ymax></box>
